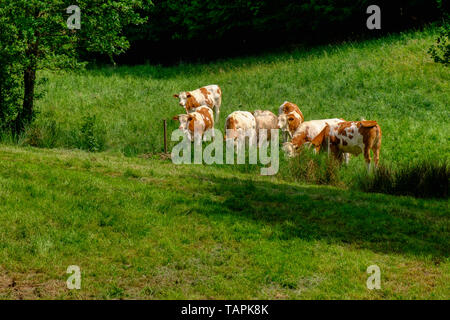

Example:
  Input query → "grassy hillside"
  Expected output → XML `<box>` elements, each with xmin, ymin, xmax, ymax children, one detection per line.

<box><xmin>0</xmin><ymin>145</ymin><xmax>448</xmax><ymax>299</ymax></box>
<box><xmin>13</xmin><ymin>27</ymin><xmax>449</xmax><ymax>169</ymax></box>
<box><xmin>0</xmin><ymin>27</ymin><xmax>448</xmax><ymax>299</ymax></box>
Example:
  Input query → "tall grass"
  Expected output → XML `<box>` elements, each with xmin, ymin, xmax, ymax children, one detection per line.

<box><xmin>279</xmin><ymin>148</ymin><xmax>342</xmax><ymax>186</ymax></box>
<box><xmin>356</xmin><ymin>161</ymin><xmax>449</xmax><ymax>198</ymax></box>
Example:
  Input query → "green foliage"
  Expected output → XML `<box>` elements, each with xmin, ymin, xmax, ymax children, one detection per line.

<box><xmin>130</xmin><ymin>0</ymin><xmax>373</xmax><ymax>42</ymax></box>
<box><xmin>429</xmin><ymin>23</ymin><xmax>450</xmax><ymax>65</ymax></box>
<box><xmin>0</xmin><ymin>6</ymin><xmax>25</xmax><ymax>132</ymax></box>
<box><xmin>79</xmin><ymin>114</ymin><xmax>105</xmax><ymax>152</ymax></box>
<box><xmin>124</xmin><ymin>0</ymin><xmax>441</xmax><ymax>64</ymax></box>
<box><xmin>0</xmin><ymin>0</ymin><xmax>146</xmax><ymax>134</ymax></box>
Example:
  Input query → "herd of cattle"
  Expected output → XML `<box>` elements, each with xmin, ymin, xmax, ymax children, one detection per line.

<box><xmin>172</xmin><ymin>84</ymin><xmax>382</xmax><ymax>171</ymax></box>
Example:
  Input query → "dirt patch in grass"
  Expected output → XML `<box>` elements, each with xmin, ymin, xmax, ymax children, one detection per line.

<box><xmin>0</xmin><ymin>269</ymin><xmax>67</xmax><ymax>299</ymax></box>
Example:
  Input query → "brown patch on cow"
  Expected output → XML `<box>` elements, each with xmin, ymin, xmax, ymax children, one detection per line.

<box><xmin>216</xmin><ymin>86</ymin><xmax>222</xmax><ymax>96</ymax></box>
<box><xmin>185</xmin><ymin>92</ymin><xmax>201</xmax><ymax>112</ymax></box>
<box><xmin>337</xmin><ymin>121</ymin><xmax>352</xmax><ymax>135</ymax></box>
<box><xmin>342</xmin><ymin>140</ymin><xmax>348</xmax><ymax>146</ymax></box>
<box><xmin>226</xmin><ymin>116</ymin><xmax>236</xmax><ymax>131</ymax></box>
<box><xmin>310</xmin><ymin>125</ymin><xmax>330</xmax><ymax>152</ymax></box>
<box><xmin>348</xmin><ymin>134</ymin><xmax>353</xmax><ymax>139</ymax></box>
<box><xmin>342</xmin><ymin>130</ymin><xmax>347</xmax><ymax>137</ymax></box>
<box><xmin>200</xmin><ymin>87</ymin><xmax>213</xmax><ymax>107</ymax></box>
<box><xmin>187</xmin><ymin>115</ymin><xmax>196</xmax><ymax>133</ymax></box>
<box><xmin>357</xmin><ymin>121</ymin><xmax>382</xmax><ymax>167</ymax></box>
<box><xmin>291</xmin><ymin>132</ymin><xmax>308</xmax><ymax>149</ymax></box>
<box><xmin>288</xmin><ymin>116</ymin><xmax>301</xmax><ymax>134</ymax></box>
<box><xmin>360</xmin><ymin>120</ymin><xmax>378</xmax><ymax>128</ymax></box>
<box><xmin>224</xmin><ymin>116</ymin><xmax>237</xmax><ymax>140</ymax></box>
<box><xmin>196</xmin><ymin>107</ymin><xmax>213</xmax><ymax>130</ymax></box>
<box><xmin>283</xmin><ymin>102</ymin><xmax>304</xmax><ymax>122</ymax></box>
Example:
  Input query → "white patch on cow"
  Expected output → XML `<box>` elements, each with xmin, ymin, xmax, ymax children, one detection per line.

<box><xmin>224</xmin><ymin>111</ymin><xmax>257</xmax><ymax>146</ymax></box>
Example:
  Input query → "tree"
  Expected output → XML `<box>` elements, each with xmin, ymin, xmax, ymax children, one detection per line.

<box><xmin>0</xmin><ymin>0</ymin><xmax>146</xmax><ymax>134</ymax></box>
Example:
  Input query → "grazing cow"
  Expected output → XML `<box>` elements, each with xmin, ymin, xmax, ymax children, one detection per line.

<box><xmin>174</xmin><ymin>85</ymin><xmax>222</xmax><ymax>121</ymax></box>
<box><xmin>224</xmin><ymin>111</ymin><xmax>257</xmax><ymax>145</ymax></box>
<box><xmin>311</xmin><ymin>120</ymin><xmax>382</xmax><ymax>171</ymax></box>
<box><xmin>277</xmin><ymin>101</ymin><xmax>304</xmax><ymax>142</ymax></box>
<box><xmin>282</xmin><ymin>118</ymin><xmax>345</xmax><ymax>157</ymax></box>
<box><xmin>253</xmin><ymin>110</ymin><xmax>278</xmax><ymax>143</ymax></box>
<box><xmin>174</xmin><ymin>106</ymin><xmax>214</xmax><ymax>142</ymax></box>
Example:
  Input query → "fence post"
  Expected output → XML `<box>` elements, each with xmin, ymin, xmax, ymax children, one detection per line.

<box><xmin>163</xmin><ymin>119</ymin><xmax>167</xmax><ymax>154</ymax></box>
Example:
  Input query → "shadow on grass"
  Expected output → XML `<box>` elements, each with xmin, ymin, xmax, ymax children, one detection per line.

<box><xmin>183</xmin><ymin>172</ymin><xmax>449</xmax><ymax>259</ymax></box>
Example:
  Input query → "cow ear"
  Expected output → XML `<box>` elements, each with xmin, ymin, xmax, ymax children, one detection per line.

<box><xmin>173</xmin><ymin>115</ymin><xmax>179</xmax><ymax>121</ymax></box>
<box><xmin>186</xmin><ymin>93</ymin><xmax>192</xmax><ymax>98</ymax></box>
<box><xmin>173</xmin><ymin>94</ymin><xmax>179</xmax><ymax>98</ymax></box>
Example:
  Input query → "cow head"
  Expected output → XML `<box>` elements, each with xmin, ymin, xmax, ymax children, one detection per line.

<box><xmin>277</xmin><ymin>114</ymin><xmax>289</xmax><ymax>132</ymax></box>
<box><xmin>172</xmin><ymin>114</ymin><xmax>190</xmax><ymax>132</ymax></box>
<box><xmin>283</xmin><ymin>132</ymin><xmax>308</xmax><ymax>157</ymax></box>
<box><xmin>282</xmin><ymin>142</ymin><xmax>296</xmax><ymax>157</ymax></box>
<box><xmin>173</xmin><ymin>92</ymin><xmax>192</xmax><ymax>108</ymax></box>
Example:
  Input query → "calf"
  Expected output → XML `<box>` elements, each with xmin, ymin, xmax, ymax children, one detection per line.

<box><xmin>172</xmin><ymin>114</ymin><xmax>190</xmax><ymax>131</ymax></box>
<box><xmin>174</xmin><ymin>106</ymin><xmax>214</xmax><ymax>142</ymax></box>
<box><xmin>277</xmin><ymin>101</ymin><xmax>304</xmax><ymax>142</ymax></box>
<box><xmin>282</xmin><ymin>118</ymin><xmax>344</xmax><ymax>157</ymax></box>
<box><xmin>224</xmin><ymin>111</ymin><xmax>257</xmax><ymax>145</ymax></box>
<box><xmin>253</xmin><ymin>110</ymin><xmax>278</xmax><ymax>143</ymax></box>
<box><xmin>174</xmin><ymin>85</ymin><xmax>222</xmax><ymax>121</ymax></box>
<box><xmin>311</xmin><ymin>120</ymin><xmax>382</xmax><ymax>171</ymax></box>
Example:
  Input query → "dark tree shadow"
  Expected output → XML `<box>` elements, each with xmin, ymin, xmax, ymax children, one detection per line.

<box><xmin>180</xmin><ymin>172</ymin><xmax>449</xmax><ymax>260</ymax></box>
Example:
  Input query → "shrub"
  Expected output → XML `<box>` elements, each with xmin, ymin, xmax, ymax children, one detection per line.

<box><xmin>429</xmin><ymin>22</ymin><xmax>450</xmax><ymax>65</ymax></box>
<box><xmin>78</xmin><ymin>114</ymin><xmax>106</xmax><ymax>152</ymax></box>
<box><xmin>357</xmin><ymin>161</ymin><xmax>449</xmax><ymax>198</ymax></box>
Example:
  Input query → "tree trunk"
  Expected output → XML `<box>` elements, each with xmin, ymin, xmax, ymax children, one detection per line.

<box><xmin>15</xmin><ymin>44</ymin><xmax>38</xmax><ymax>134</ymax></box>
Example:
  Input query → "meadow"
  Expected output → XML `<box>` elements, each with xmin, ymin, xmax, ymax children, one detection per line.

<box><xmin>0</xmin><ymin>27</ymin><xmax>448</xmax><ymax>299</ymax></box>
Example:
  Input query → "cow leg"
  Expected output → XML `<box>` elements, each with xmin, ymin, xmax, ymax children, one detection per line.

<box><xmin>364</xmin><ymin>145</ymin><xmax>372</xmax><ymax>173</ymax></box>
<box><xmin>215</xmin><ymin>109</ymin><xmax>220</xmax><ymax>122</ymax></box>
<box><xmin>373</xmin><ymin>129</ymin><xmax>381</xmax><ymax>169</ymax></box>
<box><xmin>214</xmin><ymin>104</ymin><xmax>220</xmax><ymax>122</ymax></box>
<box><xmin>330</xmin><ymin>145</ymin><xmax>341</xmax><ymax>164</ymax></box>
<box><xmin>344</xmin><ymin>153</ymin><xmax>350</xmax><ymax>165</ymax></box>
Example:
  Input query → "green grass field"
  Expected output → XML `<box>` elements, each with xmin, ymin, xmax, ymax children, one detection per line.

<box><xmin>0</xmin><ymin>27</ymin><xmax>449</xmax><ymax>299</ymax></box>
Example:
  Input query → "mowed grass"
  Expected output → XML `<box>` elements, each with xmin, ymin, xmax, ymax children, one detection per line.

<box><xmin>24</xmin><ymin>27</ymin><xmax>449</xmax><ymax>169</ymax></box>
<box><xmin>0</xmin><ymin>145</ymin><xmax>448</xmax><ymax>299</ymax></box>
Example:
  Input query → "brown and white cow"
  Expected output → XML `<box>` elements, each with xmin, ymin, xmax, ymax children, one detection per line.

<box><xmin>311</xmin><ymin>120</ymin><xmax>382</xmax><ymax>171</ymax></box>
<box><xmin>282</xmin><ymin>118</ymin><xmax>345</xmax><ymax>157</ymax></box>
<box><xmin>173</xmin><ymin>106</ymin><xmax>214</xmax><ymax>142</ymax></box>
<box><xmin>174</xmin><ymin>85</ymin><xmax>222</xmax><ymax>122</ymax></box>
<box><xmin>224</xmin><ymin>111</ymin><xmax>257</xmax><ymax>145</ymax></box>
<box><xmin>277</xmin><ymin>101</ymin><xmax>305</xmax><ymax>142</ymax></box>
<box><xmin>253</xmin><ymin>110</ymin><xmax>278</xmax><ymax>143</ymax></box>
